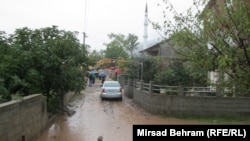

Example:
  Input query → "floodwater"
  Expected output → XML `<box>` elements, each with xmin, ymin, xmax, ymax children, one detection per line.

<box><xmin>36</xmin><ymin>78</ymin><xmax>207</xmax><ymax>141</ymax></box>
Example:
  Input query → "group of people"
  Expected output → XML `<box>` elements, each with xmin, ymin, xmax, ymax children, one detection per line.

<box><xmin>109</xmin><ymin>67</ymin><xmax>121</xmax><ymax>81</ymax></box>
<box><xmin>86</xmin><ymin>66</ymin><xmax>122</xmax><ymax>87</ymax></box>
<box><xmin>87</xmin><ymin>70</ymin><xmax>96</xmax><ymax>87</ymax></box>
<box><xmin>87</xmin><ymin>69</ymin><xmax>106</xmax><ymax>87</ymax></box>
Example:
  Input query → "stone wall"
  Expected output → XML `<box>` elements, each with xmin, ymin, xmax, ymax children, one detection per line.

<box><xmin>0</xmin><ymin>94</ymin><xmax>48</xmax><ymax>141</ymax></box>
<box><xmin>129</xmin><ymin>86</ymin><xmax>250</xmax><ymax>117</ymax></box>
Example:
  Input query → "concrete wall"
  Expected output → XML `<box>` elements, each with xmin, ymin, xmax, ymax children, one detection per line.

<box><xmin>130</xmin><ymin>86</ymin><xmax>250</xmax><ymax>117</ymax></box>
<box><xmin>0</xmin><ymin>94</ymin><xmax>48</xmax><ymax>141</ymax></box>
<box><xmin>0</xmin><ymin>91</ymin><xmax>77</xmax><ymax>141</ymax></box>
<box><xmin>63</xmin><ymin>91</ymin><xmax>76</xmax><ymax>105</ymax></box>
<box><xmin>124</xmin><ymin>85</ymin><xmax>133</xmax><ymax>98</ymax></box>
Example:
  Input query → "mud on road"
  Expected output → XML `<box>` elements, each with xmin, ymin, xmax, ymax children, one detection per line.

<box><xmin>36</xmin><ymin>79</ymin><xmax>206</xmax><ymax>141</ymax></box>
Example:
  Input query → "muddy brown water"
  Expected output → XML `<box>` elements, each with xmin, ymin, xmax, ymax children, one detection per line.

<box><xmin>36</xmin><ymin>78</ymin><xmax>208</xmax><ymax>141</ymax></box>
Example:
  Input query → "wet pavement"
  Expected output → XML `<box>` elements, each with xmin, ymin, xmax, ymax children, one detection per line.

<box><xmin>36</xmin><ymin>78</ymin><xmax>207</xmax><ymax>141</ymax></box>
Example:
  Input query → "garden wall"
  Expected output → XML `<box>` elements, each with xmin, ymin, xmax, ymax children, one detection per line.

<box><xmin>0</xmin><ymin>91</ymin><xmax>77</xmax><ymax>141</ymax></box>
<box><xmin>124</xmin><ymin>85</ymin><xmax>250</xmax><ymax>117</ymax></box>
<box><xmin>0</xmin><ymin>94</ymin><xmax>48</xmax><ymax>141</ymax></box>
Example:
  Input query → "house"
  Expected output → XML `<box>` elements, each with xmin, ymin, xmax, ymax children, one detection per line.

<box><xmin>139</xmin><ymin>38</ymin><xmax>182</xmax><ymax>67</ymax></box>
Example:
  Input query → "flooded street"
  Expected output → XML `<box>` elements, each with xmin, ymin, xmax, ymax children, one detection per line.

<box><xmin>36</xmin><ymin>79</ymin><xmax>206</xmax><ymax>141</ymax></box>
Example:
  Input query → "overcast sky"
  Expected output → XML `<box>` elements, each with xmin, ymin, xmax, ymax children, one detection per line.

<box><xmin>0</xmin><ymin>0</ymin><xmax>194</xmax><ymax>51</ymax></box>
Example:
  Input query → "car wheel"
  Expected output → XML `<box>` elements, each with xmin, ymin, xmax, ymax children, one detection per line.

<box><xmin>120</xmin><ymin>97</ymin><xmax>122</xmax><ymax>101</ymax></box>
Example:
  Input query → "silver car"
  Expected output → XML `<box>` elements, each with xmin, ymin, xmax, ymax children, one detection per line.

<box><xmin>100</xmin><ymin>81</ymin><xmax>122</xmax><ymax>101</ymax></box>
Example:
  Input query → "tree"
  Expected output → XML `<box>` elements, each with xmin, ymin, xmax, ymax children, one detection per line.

<box><xmin>104</xmin><ymin>33</ymin><xmax>129</xmax><ymax>59</ymax></box>
<box><xmin>0</xmin><ymin>26</ymin><xmax>89</xmax><ymax>112</ymax></box>
<box><xmin>152</xmin><ymin>0</ymin><xmax>250</xmax><ymax>95</ymax></box>
<box><xmin>88</xmin><ymin>49</ymin><xmax>104</xmax><ymax>67</ymax></box>
<box><xmin>125</xmin><ymin>33</ymin><xmax>139</xmax><ymax>58</ymax></box>
<box><xmin>0</xmin><ymin>31</ymin><xmax>12</xmax><ymax>102</ymax></box>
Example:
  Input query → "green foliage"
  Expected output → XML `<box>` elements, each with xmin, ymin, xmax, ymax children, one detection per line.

<box><xmin>0</xmin><ymin>26</ymin><xmax>89</xmax><ymax>112</ymax></box>
<box><xmin>105</xmin><ymin>44</ymin><xmax>128</xmax><ymax>59</ymax></box>
<box><xmin>125</xmin><ymin>59</ymin><xmax>139</xmax><ymax>79</ymax></box>
<box><xmin>125</xmin><ymin>33</ymin><xmax>139</xmax><ymax>58</ymax></box>
<box><xmin>125</xmin><ymin>57</ymin><xmax>159</xmax><ymax>83</ymax></box>
<box><xmin>88</xmin><ymin>49</ymin><xmax>105</xmax><ymax>66</ymax></box>
<box><xmin>104</xmin><ymin>33</ymin><xmax>140</xmax><ymax>59</ymax></box>
<box><xmin>142</xmin><ymin>58</ymin><xmax>159</xmax><ymax>83</ymax></box>
<box><xmin>152</xmin><ymin>0</ymin><xmax>250</xmax><ymax>95</ymax></box>
<box><xmin>154</xmin><ymin>60</ymin><xmax>207</xmax><ymax>86</ymax></box>
<box><xmin>47</xmin><ymin>92</ymin><xmax>61</xmax><ymax>114</ymax></box>
<box><xmin>0</xmin><ymin>79</ymin><xmax>11</xmax><ymax>103</ymax></box>
<box><xmin>125</xmin><ymin>57</ymin><xmax>206</xmax><ymax>86</ymax></box>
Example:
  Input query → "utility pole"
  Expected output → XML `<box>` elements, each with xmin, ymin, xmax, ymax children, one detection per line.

<box><xmin>83</xmin><ymin>32</ymin><xmax>87</xmax><ymax>45</ymax></box>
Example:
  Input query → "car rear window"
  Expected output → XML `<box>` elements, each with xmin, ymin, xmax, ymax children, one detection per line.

<box><xmin>104</xmin><ymin>82</ymin><xmax>120</xmax><ymax>87</ymax></box>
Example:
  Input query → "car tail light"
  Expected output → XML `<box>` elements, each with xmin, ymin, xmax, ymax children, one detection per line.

<box><xmin>102</xmin><ymin>88</ymin><xmax>105</xmax><ymax>92</ymax></box>
<box><xmin>120</xmin><ymin>88</ymin><xmax>122</xmax><ymax>92</ymax></box>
